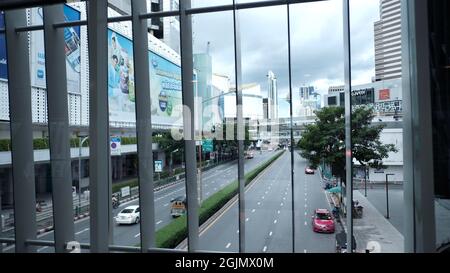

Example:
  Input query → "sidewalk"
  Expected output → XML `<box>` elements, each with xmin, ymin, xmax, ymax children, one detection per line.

<box><xmin>350</xmin><ymin>190</ymin><xmax>404</xmax><ymax>253</ymax></box>
<box><xmin>320</xmin><ymin>171</ymin><xmax>404</xmax><ymax>253</ymax></box>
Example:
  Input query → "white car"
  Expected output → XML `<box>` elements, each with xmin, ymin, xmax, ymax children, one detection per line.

<box><xmin>115</xmin><ymin>205</ymin><xmax>140</xmax><ymax>225</ymax></box>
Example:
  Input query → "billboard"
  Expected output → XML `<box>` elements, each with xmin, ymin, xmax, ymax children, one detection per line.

<box><xmin>379</xmin><ymin>89</ymin><xmax>391</xmax><ymax>101</ymax></box>
<box><xmin>108</xmin><ymin>28</ymin><xmax>182</xmax><ymax>126</ymax></box>
<box><xmin>0</xmin><ymin>11</ymin><xmax>7</xmax><ymax>80</ymax></box>
<box><xmin>30</xmin><ymin>5</ymin><xmax>81</xmax><ymax>94</ymax></box>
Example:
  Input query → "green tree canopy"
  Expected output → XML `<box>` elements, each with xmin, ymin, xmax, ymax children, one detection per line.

<box><xmin>297</xmin><ymin>106</ymin><xmax>398</xmax><ymax>181</ymax></box>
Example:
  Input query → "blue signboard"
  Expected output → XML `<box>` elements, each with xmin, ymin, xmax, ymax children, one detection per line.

<box><xmin>0</xmin><ymin>11</ymin><xmax>7</xmax><ymax>80</ymax></box>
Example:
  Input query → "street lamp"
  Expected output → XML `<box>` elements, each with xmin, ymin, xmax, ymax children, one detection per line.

<box><xmin>77</xmin><ymin>134</ymin><xmax>89</xmax><ymax>216</ymax></box>
<box><xmin>170</xmin><ymin>148</ymin><xmax>179</xmax><ymax>175</ymax></box>
<box><xmin>385</xmin><ymin>173</ymin><xmax>394</xmax><ymax>219</ymax></box>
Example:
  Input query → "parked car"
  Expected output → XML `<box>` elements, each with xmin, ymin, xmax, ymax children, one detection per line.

<box><xmin>115</xmin><ymin>205</ymin><xmax>140</xmax><ymax>225</ymax></box>
<box><xmin>305</xmin><ymin>167</ymin><xmax>315</xmax><ymax>175</ymax></box>
<box><xmin>312</xmin><ymin>208</ymin><xmax>335</xmax><ymax>233</ymax></box>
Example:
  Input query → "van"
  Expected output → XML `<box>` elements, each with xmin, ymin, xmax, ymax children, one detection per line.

<box><xmin>170</xmin><ymin>196</ymin><xmax>187</xmax><ymax>217</ymax></box>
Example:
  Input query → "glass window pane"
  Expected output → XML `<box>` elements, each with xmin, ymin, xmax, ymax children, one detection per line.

<box><xmin>290</xmin><ymin>0</ymin><xmax>344</xmax><ymax>253</ymax></box>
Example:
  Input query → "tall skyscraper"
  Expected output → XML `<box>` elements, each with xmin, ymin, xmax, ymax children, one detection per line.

<box><xmin>267</xmin><ymin>71</ymin><xmax>278</xmax><ymax>120</ymax></box>
<box><xmin>374</xmin><ymin>0</ymin><xmax>402</xmax><ymax>81</ymax></box>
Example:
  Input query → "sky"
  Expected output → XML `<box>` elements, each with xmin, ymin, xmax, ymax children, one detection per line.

<box><xmin>191</xmin><ymin>0</ymin><xmax>381</xmax><ymax>118</ymax></box>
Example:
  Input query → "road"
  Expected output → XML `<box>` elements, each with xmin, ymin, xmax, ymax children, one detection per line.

<box><xmin>198</xmin><ymin>152</ymin><xmax>336</xmax><ymax>253</ymax></box>
<box><xmin>13</xmin><ymin>150</ymin><xmax>276</xmax><ymax>253</ymax></box>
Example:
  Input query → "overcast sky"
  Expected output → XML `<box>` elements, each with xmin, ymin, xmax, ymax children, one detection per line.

<box><xmin>191</xmin><ymin>0</ymin><xmax>380</xmax><ymax>117</ymax></box>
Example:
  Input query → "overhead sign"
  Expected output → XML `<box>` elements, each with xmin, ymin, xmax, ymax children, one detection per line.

<box><xmin>110</xmin><ymin>137</ymin><xmax>121</xmax><ymax>156</ymax></box>
<box><xmin>154</xmin><ymin>160</ymin><xmax>163</xmax><ymax>173</ymax></box>
<box><xmin>202</xmin><ymin>139</ymin><xmax>213</xmax><ymax>153</ymax></box>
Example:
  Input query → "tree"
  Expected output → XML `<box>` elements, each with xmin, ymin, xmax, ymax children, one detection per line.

<box><xmin>297</xmin><ymin>106</ymin><xmax>398</xmax><ymax>184</ymax></box>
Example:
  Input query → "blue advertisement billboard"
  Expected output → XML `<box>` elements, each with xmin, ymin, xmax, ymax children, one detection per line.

<box><xmin>108</xmin><ymin>28</ymin><xmax>182</xmax><ymax>125</ymax></box>
<box><xmin>30</xmin><ymin>5</ymin><xmax>81</xmax><ymax>93</ymax></box>
<box><xmin>0</xmin><ymin>11</ymin><xmax>7</xmax><ymax>80</ymax></box>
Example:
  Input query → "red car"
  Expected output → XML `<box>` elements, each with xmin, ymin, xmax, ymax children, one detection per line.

<box><xmin>305</xmin><ymin>167</ymin><xmax>315</xmax><ymax>175</ymax></box>
<box><xmin>312</xmin><ymin>209</ymin><xmax>335</xmax><ymax>233</ymax></box>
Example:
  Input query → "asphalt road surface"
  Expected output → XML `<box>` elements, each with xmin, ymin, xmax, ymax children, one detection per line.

<box><xmin>198</xmin><ymin>152</ymin><xmax>336</xmax><ymax>253</ymax></box>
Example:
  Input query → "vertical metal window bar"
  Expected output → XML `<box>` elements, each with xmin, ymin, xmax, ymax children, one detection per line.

<box><xmin>43</xmin><ymin>4</ymin><xmax>75</xmax><ymax>253</ymax></box>
<box><xmin>4</xmin><ymin>8</ymin><xmax>38</xmax><ymax>253</ymax></box>
<box><xmin>286</xmin><ymin>1</ymin><xmax>296</xmax><ymax>253</ymax></box>
<box><xmin>131</xmin><ymin>0</ymin><xmax>156</xmax><ymax>251</ymax></box>
<box><xmin>179</xmin><ymin>0</ymin><xmax>199</xmax><ymax>252</ymax></box>
<box><xmin>232</xmin><ymin>0</ymin><xmax>246</xmax><ymax>253</ymax></box>
<box><xmin>343</xmin><ymin>0</ymin><xmax>354</xmax><ymax>253</ymax></box>
<box><xmin>401</xmin><ymin>0</ymin><xmax>436</xmax><ymax>253</ymax></box>
<box><xmin>87</xmin><ymin>0</ymin><xmax>111</xmax><ymax>253</ymax></box>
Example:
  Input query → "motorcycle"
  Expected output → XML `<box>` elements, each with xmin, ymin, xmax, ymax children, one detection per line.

<box><xmin>112</xmin><ymin>195</ymin><xmax>120</xmax><ymax>209</ymax></box>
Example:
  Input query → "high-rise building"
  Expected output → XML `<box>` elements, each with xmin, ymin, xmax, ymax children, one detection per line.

<box><xmin>108</xmin><ymin>0</ymin><xmax>181</xmax><ymax>54</ymax></box>
<box><xmin>374</xmin><ymin>0</ymin><xmax>402</xmax><ymax>81</ymax></box>
<box><xmin>267</xmin><ymin>71</ymin><xmax>278</xmax><ymax>120</ymax></box>
<box><xmin>299</xmin><ymin>86</ymin><xmax>315</xmax><ymax>100</ymax></box>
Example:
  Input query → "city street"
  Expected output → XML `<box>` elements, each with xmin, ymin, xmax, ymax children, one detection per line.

<box><xmin>198</xmin><ymin>152</ymin><xmax>336</xmax><ymax>253</ymax></box>
<box><xmin>13</xmin><ymin>150</ymin><xmax>277</xmax><ymax>253</ymax></box>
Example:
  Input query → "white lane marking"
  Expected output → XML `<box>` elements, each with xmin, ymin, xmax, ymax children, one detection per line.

<box><xmin>262</xmin><ymin>196</ymin><xmax>265</xmax><ymax>200</ymax></box>
<box><xmin>304</xmin><ymin>221</ymin><xmax>307</xmax><ymax>226</ymax></box>
<box><xmin>305</xmin><ymin>204</ymin><xmax>307</xmax><ymax>208</ymax></box>
<box><xmin>274</xmin><ymin>219</ymin><xmax>278</xmax><ymax>224</ymax></box>
<box><xmin>269</xmin><ymin>231</ymin><xmax>273</xmax><ymax>236</ymax></box>
<box><xmin>37</xmin><ymin>246</ymin><xmax>49</xmax><ymax>252</ymax></box>
<box><xmin>265</xmin><ymin>191</ymin><xmax>268</xmax><ymax>194</ymax></box>
<box><xmin>237</xmin><ymin>230</ymin><xmax>239</xmax><ymax>234</ymax></box>
<box><xmin>164</xmin><ymin>203</ymin><xmax>169</xmax><ymax>207</ymax></box>
<box><xmin>283</xmin><ymin>197</ymin><xmax>286</xmax><ymax>201</ymax></box>
<box><xmin>280</xmin><ymin>203</ymin><xmax>284</xmax><ymax>207</ymax></box>
<box><xmin>246</xmin><ymin>218</ymin><xmax>249</xmax><ymax>222</ymax></box>
<box><xmin>156</xmin><ymin>220</ymin><xmax>163</xmax><ymax>225</ymax></box>
<box><xmin>305</xmin><ymin>212</ymin><xmax>307</xmax><ymax>216</ymax></box>
<box><xmin>257</xmin><ymin>202</ymin><xmax>261</xmax><ymax>206</ymax></box>
<box><xmin>304</xmin><ymin>249</ymin><xmax>307</xmax><ymax>253</ymax></box>
<box><xmin>134</xmin><ymin>233</ymin><xmax>141</xmax><ymax>238</ymax></box>
<box><xmin>263</xmin><ymin>246</ymin><xmax>267</xmax><ymax>252</ymax></box>
<box><xmin>226</xmin><ymin>243</ymin><xmax>231</xmax><ymax>249</ymax></box>
<box><xmin>75</xmin><ymin>228</ymin><xmax>89</xmax><ymax>235</ymax></box>
<box><xmin>251</xmin><ymin>209</ymin><xmax>256</xmax><ymax>213</ymax></box>
<box><xmin>214</xmin><ymin>188</ymin><xmax>217</xmax><ymax>191</ymax></box>
<box><xmin>277</xmin><ymin>210</ymin><xmax>281</xmax><ymax>214</ymax></box>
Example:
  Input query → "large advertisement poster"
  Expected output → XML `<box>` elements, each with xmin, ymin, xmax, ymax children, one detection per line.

<box><xmin>149</xmin><ymin>50</ymin><xmax>182</xmax><ymax>125</ymax></box>
<box><xmin>0</xmin><ymin>11</ymin><xmax>7</xmax><ymax>80</ymax></box>
<box><xmin>108</xmin><ymin>29</ymin><xmax>135</xmax><ymax>121</ymax></box>
<box><xmin>30</xmin><ymin>5</ymin><xmax>81</xmax><ymax>94</ymax></box>
<box><xmin>108</xmin><ymin>28</ymin><xmax>182</xmax><ymax>126</ymax></box>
